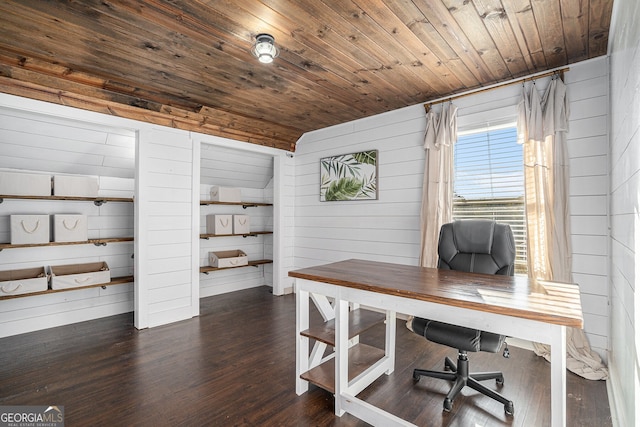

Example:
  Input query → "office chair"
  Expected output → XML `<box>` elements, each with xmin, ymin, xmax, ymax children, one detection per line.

<box><xmin>411</xmin><ymin>219</ymin><xmax>516</xmax><ymax>415</ymax></box>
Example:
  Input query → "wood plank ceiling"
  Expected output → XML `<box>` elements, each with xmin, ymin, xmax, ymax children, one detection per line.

<box><xmin>0</xmin><ymin>0</ymin><xmax>614</xmax><ymax>152</ymax></box>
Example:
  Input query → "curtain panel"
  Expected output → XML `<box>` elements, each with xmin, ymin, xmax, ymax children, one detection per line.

<box><xmin>517</xmin><ymin>76</ymin><xmax>608</xmax><ymax>380</ymax></box>
<box><xmin>419</xmin><ymin>103</ymin><xmax>458</xmax><ymax>268</ymax></box>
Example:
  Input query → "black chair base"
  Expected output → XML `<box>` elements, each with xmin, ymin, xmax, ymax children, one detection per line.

<box><xmin>413</xmin><ymin>352</ymin><xmax>514</xmax><ymax>415</ymax></box>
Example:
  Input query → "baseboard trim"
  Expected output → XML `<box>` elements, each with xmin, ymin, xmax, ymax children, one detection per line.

<box><xmin>605</xmin><ymin>368</ymin><xmax>624</xmax><ymax>427</ymax></box>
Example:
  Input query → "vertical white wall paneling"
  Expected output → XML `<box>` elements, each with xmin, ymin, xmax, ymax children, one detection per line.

<box><xmin>271</xmin><ymin>152</ymin><xmax>289</xmax><ymax>295</ymax></box>
<box><xmin>134</xmin><ymin>129</ymin><xmax>148</xmax><ymax>329</ymax></box>
<box><xmin>607</xmin><ymin>0</ymin><xmax>640</xmax><ymax>425</ymax></box>
<box><xmin>191</xmin><ymin>136</ymin><xmax>201</xmax><ymax>316</ymax></box>
<box><xmin>281</xmin><ymin>152</ymin><xmax>296</xmax><ymax>293</ymax></box>
<box><xmin>136</xmin><ymin>127</ymin><xmax>195</xmax><ymax>328</ymax></box>
<box><xmin>293</xmin><ymin>57</ymin><xmax>611</xmax><ymax>361</ymax></box>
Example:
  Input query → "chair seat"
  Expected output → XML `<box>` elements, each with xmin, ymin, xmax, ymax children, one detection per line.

<box><xmin>411</xmin><ymin>317</ymin><xmax>505</xmax><ymax>353</ymax></box>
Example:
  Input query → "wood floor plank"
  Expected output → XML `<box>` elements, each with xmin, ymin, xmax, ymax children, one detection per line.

<box><xmin>0</xmin><ymin>286</ymin><xmax>611</xmax><ymax>426</ymax></box>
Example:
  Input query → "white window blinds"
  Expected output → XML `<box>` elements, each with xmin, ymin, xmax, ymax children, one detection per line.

<box><xmin>453</xmin><ymin>124</ymin><xmax>527</xmax><ymax>274</ymax></box>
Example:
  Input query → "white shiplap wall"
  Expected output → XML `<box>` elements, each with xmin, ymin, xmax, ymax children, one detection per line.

<box><xmin>564</xmin><ymin>59</ymin><xmax>610</xmax><ymax>360</ymax></box>
<box><xmin>294</xmin><ymin>57</ymin><xmax>610</xmax><ymax>361</ymax></box>
<box><xmin>200</xmin><ymin>143</ymin><xmax>274</xmax><ymax>189</ymax></box>
<box><xmin>295</xmin><ymin>112</ymin><xmax>425</xmax><ymax>268</ymax></box>
<box><xmin>0</xmin><ymin>107</ymin><xmax>135</xmax><ymax>179</ymax></box>
<box><xmin>0</xmin><ymin>175</ymin><xmax>134</xmax><ymax>338</ymax></box>
<box><xmin>607</xmin><ymin>0</ymin><xmax>640</xmax><ymax>425</ymax></box>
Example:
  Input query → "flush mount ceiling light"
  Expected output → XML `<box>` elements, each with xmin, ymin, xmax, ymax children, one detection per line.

<box><xmin>251</xmin><ymin>33</ymin><xmax>279</xmax><ymax>64</ymax></box>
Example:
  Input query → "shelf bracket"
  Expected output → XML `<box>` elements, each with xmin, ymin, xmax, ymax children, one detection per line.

<box><xmin>242</xmin><ymin>234</ymin><xmax>258</xmax><ymax>238</ymax></box>
<box><xmin>202</xmin><ymin>271</ymin><xmax>210</xmax><ymax>275</ymax></box>
<box><xmin>101</xmin><ymin>286</ymin><xmax>107</xmax><ymax>289</ymax></box>
<box><xmin>93</xmin><ymin>242</ymin><xmax>107</xmax><ymax>247</ymax></box>
<box><xmin>94</xmin><ymin>200</ymin><xmax>106</xmax><ymax>206</ymax></box>
<box><xmin>0</xmin><ymin>198</ymin><xmax>3</xmax><ymax>204</ymax></box>
<box><xmin>242</xmin><ymin>204</ymin><xmax>257</xmax><ymax>209</ymax></box>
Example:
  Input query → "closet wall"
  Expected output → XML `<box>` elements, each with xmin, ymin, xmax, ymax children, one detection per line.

<box><xmin>294</xmin><ymin>57</ymin><xmax>610</xmax><ymax>361</ymax></box>
<box><xmin>0</xmin><ymin>104</ymin><xmax>135</xmax><ymax>337</ymax></box>
<box><xmin>199</xmin><ymin>144</ymin><xmax>275</xmax><ymax>297</ymax></box>
<box><xmin>0</xmin><ymin>94</ymin><xmax>289</xmax><ymax>337</ymax></box>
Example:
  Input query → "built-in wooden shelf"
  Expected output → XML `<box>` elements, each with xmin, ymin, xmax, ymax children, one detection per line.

<box><xmin>0</xmin><ymin>195</ymin><xmax>133</xmax><ymax>206</ymax></box>
<box><xmin>0</xmin><ymin>275</ymin><xmax>134</xmax><ymax>300</ymax></box>
<box><xmin>199</xmin><ymin>259</ymin><xmax>273</xmax><ymax>274</ymax></box>
<box><xmin>300</xmin><ymin>343</ymin><xmax>386</xmax><ymax>394</ymax></box>
<box><xmin>200</xmin><ymin>200</ymin><xmax>272</xmax><ymax>208</ymax></box>
<box><xmin>300</xmin><ymin>309</ymin><xmax>386</xmax><ymax>347</ymax></box>
<box><xmin>0</xmin><ymin>237</ymin><xmax>134</xmax><ymax>251</ymax></box>
<box><xmin>200</xmin><ymin>231</ymin><xmax>273</xmax><ymax>239</ymax></box>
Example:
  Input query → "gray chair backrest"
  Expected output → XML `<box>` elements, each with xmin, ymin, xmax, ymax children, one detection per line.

<box><xmin>437</xmin><ymin>220</ymin><xmax>516</xmax><ymax>276</ymax></box>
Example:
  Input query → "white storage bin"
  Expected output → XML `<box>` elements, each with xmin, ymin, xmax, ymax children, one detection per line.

<box><xmin>53</xmin><ymin>175</ymin><xmax>99</xmax><ymax>197</ymax></box>
<box><xmin>206</xmin><ymin>214</ymin><xmax>233</xmax><ymax>235</ymax></box>
<box><xmin>0</xmin><ymin>266</ymin><xmax>48</xmax><ymax>296</ymax></box>
<box><xmin>50</xmin><ymin>261</ymin><xmax>110</xmax><ymax>290</ymax></box>
<box><xmin>209</xmin><ymin>250</ymin><xmax>248</xmax><ymax>268</ymax></box>
<box><xmin>210</xmin><ymin>186</ymin><xmax>241</xmax><ymax>203</ymax></box>
<box><xmin>10</xmin><ymin>215</ymin><xmax>50</xmax><ymax>245</ymax></box>
<box><xmin>233</xmin><ymin>214</ymin><xmax>250</xmax><ymax>234</ymax></box>
<box><xmin>53</xmin><ymin>214</ymin><xmax>88</xmax><ymax>242</ymax></box>
<box><xmin>0</xmin><ymin>171</ymin><xmax>51</xmax><ymax>196</ymax></box>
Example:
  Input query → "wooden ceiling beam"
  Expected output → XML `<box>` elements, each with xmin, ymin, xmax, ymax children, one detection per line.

<box><xmin>0</xmin><ymin>72</ymin><xmax>298</xmax><ymax>152</ymax></box>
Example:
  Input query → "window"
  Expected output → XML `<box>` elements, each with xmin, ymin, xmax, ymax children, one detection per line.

<box><xmin>453</xmin><ymin>124</ymin><xmax>527</xmax><ymax>274</ymax></box>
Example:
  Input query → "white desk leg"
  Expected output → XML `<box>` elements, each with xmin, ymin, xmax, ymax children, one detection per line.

<box><xmin>550</xmin><ymin>325</ymin><xmax>567</xmax><ymax>427</ymax></box>
<box><xmin>296</xmin><ymin>287</ymin><xmax>310</xmax><ymax>395</ymax></box>
<box><xmin>385</xmin><ymin>311</ymin><xmax>396</xmax><ymax>375</ymax></box>
<box><xmin>334</xmin><ymin>297</ymin><xmax>349</xmax><ymax>416</ymax></box>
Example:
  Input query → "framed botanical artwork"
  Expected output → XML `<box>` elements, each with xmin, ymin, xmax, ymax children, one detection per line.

<box><xmin>320</xmin><ymin>150</ymin><xmax>378</xmax><ymax>201</ymax></box>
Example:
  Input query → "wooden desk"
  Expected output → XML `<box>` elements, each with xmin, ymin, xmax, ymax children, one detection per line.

<box><xmin>290</xmin><ymin>259</ymin><xmax>583</xmax><ymax>427</ymax></box>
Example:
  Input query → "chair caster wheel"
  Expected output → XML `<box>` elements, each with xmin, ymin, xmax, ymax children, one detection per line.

<box><xmin>505</xmin><ymin>401</ymin><xmax>514</xmax><ymax>416</ymax></box>
<box><xmin>443</xmin><ymin>399</ymin><xmax>453</xmax><ymax>412</ymax></box>
<box><xmin>496</xmin><ymin>376</ymin><xmax>504</xmax><ymax>386</ymax></box>
<box><xmin>412</xmin><ymin>370</ymin><xmax>420</xmax><ymax>382</ymax></box>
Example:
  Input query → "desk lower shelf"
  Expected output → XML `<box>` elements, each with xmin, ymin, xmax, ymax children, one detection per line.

<box><xmin>301</xmin><ymin>309</ymin><xmax>385</xmax><ymax>347</ymax></box>
<box><xmin>300</xmin><ymin>343</ymin><xmax>386</xmax><ymax>394</ymax></box>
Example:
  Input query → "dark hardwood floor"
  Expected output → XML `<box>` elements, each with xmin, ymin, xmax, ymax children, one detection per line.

<box><xmin>0</xmin><ymin>286</ymin><xmax>611</xmax><ymax>426</ymax></box>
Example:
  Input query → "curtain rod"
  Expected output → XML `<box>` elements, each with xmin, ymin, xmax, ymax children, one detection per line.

<box><xmin>423</xmin><ymin>66</ymin><xmax>569</xmax><ymax>111</ymax></box>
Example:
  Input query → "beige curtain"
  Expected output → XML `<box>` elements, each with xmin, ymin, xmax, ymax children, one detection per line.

<box><xmin>419</xmin><ymin>103</ymin><xmax>458</xmax><ymax>267</ymax></box>
<box><xmin>517</xmin><ymin>76</ymin><xmax>608</xmax><ymax>380</ymax></box>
